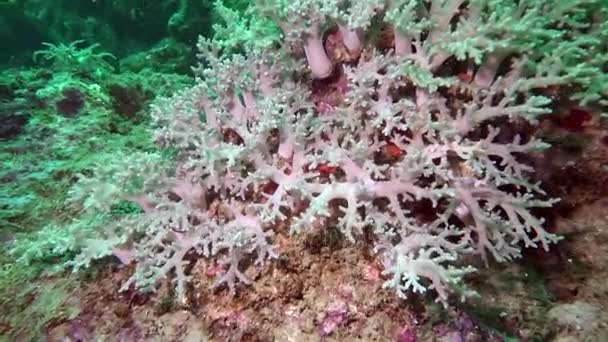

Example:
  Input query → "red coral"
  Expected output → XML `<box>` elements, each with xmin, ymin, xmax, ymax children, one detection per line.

<box><xmin>559</xmin><ymin>107</ymin><xmax>592</xmax><ymax>132</ymax></box>
<box><xmin>385</xmin><ymin>141</ymin><xmax>403</xmax><ymax>159</ymax></box>
<box><xmin>317</xmin><ymin>163</ymin><xmax>339</xmax><ymax>176</ymax></box>
<box><xmin>56</xmin><ymin>88</ymin><xmax>85</xmax><ymax>117</ymax></box>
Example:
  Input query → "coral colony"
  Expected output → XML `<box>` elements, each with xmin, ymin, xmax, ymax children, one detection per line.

<box><xmin>68</xmin><ymin>0</ymin><xmax>606</xmax><ymax>305</ymax></box>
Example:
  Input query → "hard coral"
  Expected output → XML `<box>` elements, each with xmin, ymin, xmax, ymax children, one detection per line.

<box><xmin>70</xmin><ymin>0</ymin><xmax>607</xmax><ymax>305</ymax></box>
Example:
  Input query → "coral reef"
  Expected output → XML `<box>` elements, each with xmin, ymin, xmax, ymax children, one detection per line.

<box><xmin>64</xmin><ymin>0</ymin><xmax>606</xmax><ymax>307</ymax></box>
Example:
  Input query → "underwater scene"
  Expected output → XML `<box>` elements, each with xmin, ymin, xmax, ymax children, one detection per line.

<box><xmin>1</xmin><ymin>0</ymin><xmax>607</xmax><ymax>341</ymax></box>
